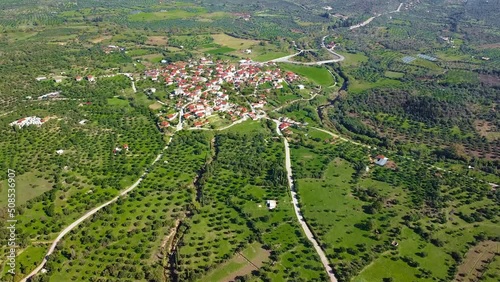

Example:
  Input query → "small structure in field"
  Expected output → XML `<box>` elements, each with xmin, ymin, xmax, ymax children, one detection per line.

<box><xmin>266</xmin><ymin>200</ymin><xmax>277</xmax><ymax>210</ymax></box>
<box><xmin>374</xmin><ymin>155</ymin><xmax>388</xmax><ymax>166</ymax></box>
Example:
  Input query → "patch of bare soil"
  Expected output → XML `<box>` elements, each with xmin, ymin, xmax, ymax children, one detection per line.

<box><xmin>146</xmin><ymin>36</ymin><xmax>168</xmax><ymax>46</ymax></box>
<box><xmin>476</xmin><ymin>43</ymin><xmax>500</xmax><ymax>49</ymax></box>
<box><xmin>479</xmin><ymin>74</ymin><xmax>500</xmax><ymax>86</ymax></box>
<box><xmin>474</xmin><ymin>119</ymin><xmax>499</xmax><ymax>141</ymax></box>
<box><xmin>221</xmin><ymin>248</ymin><xmax>271</xmax><ymax>282</ymax></box>
<box><xmin>454</xmin><ymin>240</ymin><xmax>499</xmax><ymax>282</ymax></box>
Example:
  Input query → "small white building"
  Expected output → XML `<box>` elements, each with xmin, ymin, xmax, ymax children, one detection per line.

<box><xmin>245</xmin><ymin>49</ymin><xmax>252</xmax><ymax>54</ymax></box>
<box><xmin>266</xmin><ymin>200</ymin><xmax>277</xmax><ymax>210</ymax></box>
<box><xmin>56</xmin><ymin>150</ymin><xmax>64</xmax><ymax>155</ymax></box>
<box><xmin>297</xmin><ymin>84</ymin><xmax>305</xmax><ymax>90</ymax></box>
<box><xmin>79</xmin><ymin>119</ymin><xmax>88</xmax><ymax>125</ymax></box>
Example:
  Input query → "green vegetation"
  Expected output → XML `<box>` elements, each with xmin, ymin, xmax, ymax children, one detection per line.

<box><xmin>0</xmin><ymin>0</ymin><xmax>499</xmax><ymax>281</ymax></box>
<box><xmin>0</xmin><ymin>171</ymin><xmax>52</xmax><ymax>206</ymax></box>
<box><xmin>44</xmin><ymin>131</ymin><xmax>212</xmax><ymax>281</ymax></box>
<box><xmin>290</xmin><ymin>130</ymin><xmax>499</xmax><ymax>282</ymax></box>
<box><xmin>279</xmin><ymin>64</ymin><xmax>334</xmax><ymax>86</ymax></box>
<box><xmin>175</xmin><ymin>130</ymin><xmax>327</xmax><ymax>281</ymax></box>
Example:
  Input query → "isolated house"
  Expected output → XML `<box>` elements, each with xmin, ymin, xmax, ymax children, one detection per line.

<box><xmin>279</xmin><ymin>122</ymin><xmax>290</xmax><ymax>131</ymax></box>
<box><xmin>266</xmin><ymin>200</ymin><xmax>277</xmax><ymax>210</ymax></box>
<box><xmin>87</xmin><ymin>75</ymin><xmax>95</xmax><ymax>82</ymax></box>
<box><xmin>375</xmin><ymin>155</ymin><xmax>389</xmax><ymax>166</ymax></box>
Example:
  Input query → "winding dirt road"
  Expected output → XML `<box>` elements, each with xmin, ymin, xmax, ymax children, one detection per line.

<box><xmin>21</xmin><ymin>136</ymin><xmax>175</xmax><ymax>282</ymax></box>
<box><xmin>273</xmin><ymin>120</ymin><xmax>338</xmax><ymax>282</ymax></box>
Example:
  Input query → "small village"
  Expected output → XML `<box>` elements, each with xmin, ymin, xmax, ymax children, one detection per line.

<box><xmin>141</xmin><ymin>57</ymin><xmax>303</xmax><ymax>131</ymax></box>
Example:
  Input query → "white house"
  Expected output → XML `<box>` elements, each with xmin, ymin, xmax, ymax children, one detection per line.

<box><xmin>56</xmin><ymin>150</ymin><xmax>64</xmax><ymax>155</ymax></box>
<box><xmin>266</xmin><ymin>200</ymin><xmax>277</xmax><ymax>210</ymax></box>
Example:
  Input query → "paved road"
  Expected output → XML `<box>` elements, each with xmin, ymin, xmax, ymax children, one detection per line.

<box><xmin>267</xmin><ymin>47</ymin><xmax>344</xmax><ymax>65</ymax></box>
<box><xmin>273</xmin><ymin>120</ymin><xmax>338</xmax><ymax>282</ymax></box>
<box><xmin>21</xmin><ymin>136</ymin><xmax>175</xmax><ymax>282</ymax></box>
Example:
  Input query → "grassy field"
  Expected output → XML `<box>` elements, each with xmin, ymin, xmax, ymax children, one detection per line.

<box><xmin>349</xmin><ymin>77</ymin><xmax>402</xmax><ymax>93</ymax></box>
<box><xmin>253</xmin><ymin>51</ymin><xmax>291</xmax><ymax>62</ymax></box>
<box><xmin>384</xmin><ymin>71</ymin><xmax>405</xmax><ymax>78</ymax></box>
<box><xmin>206</xmin><ymin>115</ymin><xmax>231</xmax><ymax>128</ymax></box>
<box><xmin>211</xmin><ymin>33</ymin><xmax>259</xmax><ymax>50</ymax></box>
<box><xmin>441</xmin><ymin>70</ymin><xmax>479</xmax><ymax>84</ymax></box>
<box><xmin>0</xmin><ymin>171</ymin><xmax>52</xmax><ymax>206</ymax></box>
<box><xmin>337</xmin><ymin>51</ymin><xmax>369</xmax><ymax>67</ymax></box>
<box><xmin>107</xmin><ymin>97</ymin><xmax>129</xmax><ymax>107</ymax></box>
<box><xmin>224</xmin><ymin>119</ymin><xmax>269</xmax><ymax>134</ymax></box>
<box><xmin>2</xmin><ymin>245</ymin><xmax>47</xmax><ymax>278</ymax></box>
<box><xmin>128</xmin><ymin>9</ymin><xmax>208</xmax><ymax>21</ymax></box>
<box><xmin>206</xmin><ymin>47</ymin><xmax>236</xmax><ymax>55</ymax></box>
<box><xmin>279</xmin><ymin>64</ymin><xmax>334</xmax><ymax>86</ymax></box>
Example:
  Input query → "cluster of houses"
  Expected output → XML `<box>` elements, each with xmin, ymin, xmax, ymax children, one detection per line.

<box><xmin>148</xmin><ymin>58</ymin><xmax>302</xmax><ymax>128</ymax></box>
<box><xmin>278</xmin><ymin>117</ymin><xmax>302</xmax><ymax>135</ymax></box>
<box><xmin>9</xmin><ymin>116</ymin><xmax>46</xmax><ymax>128</ymax></box>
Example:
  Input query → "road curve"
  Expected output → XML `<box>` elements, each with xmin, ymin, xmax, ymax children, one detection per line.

<box><xmin>21</xmin><ymin>137</ymin><xmax>174</xmax><ymax>282</ymax></box>
<box><xmin>273</xmin><ymin>120</ymin><xmax>338</xmax><ymax>282</ymax></box>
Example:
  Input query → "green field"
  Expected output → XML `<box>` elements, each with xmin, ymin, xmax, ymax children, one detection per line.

<box><xmin>206</xmin><ymin>47</ymin><xmax>236</xmax><ymax>54</ymax></box>
<box><xmin>211</xmin><ymin>33</ymin><xmax>259</xmax><ymax>50</ymax></box>
<box><xmin>289</xmin><ymin>132</ymin><xmax>500</xmax><ymax>281</ymax></box>
<box><xmin>128</xmin><ymin>9</ymin><xmax>206</xmax><ymax>21</ymax></box>
<box><xmin>107</xmin><ymin>97</ymin><xmax>129</xmax><ymax>107</ymax></box>
<box><xmin>279</xmin><ymin>64</ymin><xmax>334</xmax><ymax>86</ymax></box>
<box><xmin>349</xmin><ymin>77</ymin><xmax>402</xmax><ymax>93</ymax></box>
<box><xmin>338</xmin><ymin>52</ymin><xmax>369</xmax><ymax>67</ymax></box>
<box><xmin>0</xmin><ymin>171</ymin><xmax>52</xmax><ymax>206</ymax></box>
<box><xmin>384</xmin><ymin>71</ymin><xmax>405</xmax><ymax>78</ymax></box>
